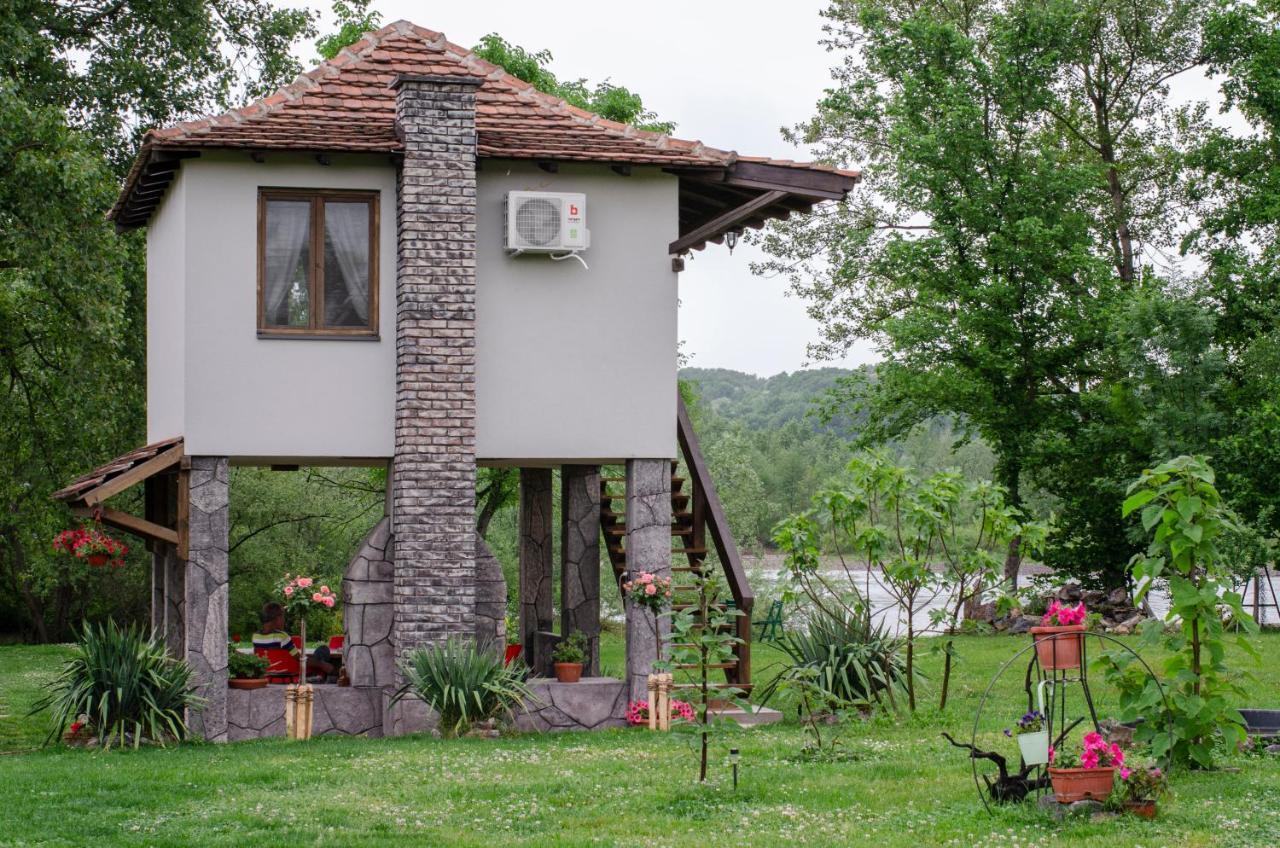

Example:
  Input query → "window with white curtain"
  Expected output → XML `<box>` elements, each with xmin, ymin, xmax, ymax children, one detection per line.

<box><xmin>258</xmin><ymin>189</ymin><xmax>378</xmax><ymax>337</ymax></box>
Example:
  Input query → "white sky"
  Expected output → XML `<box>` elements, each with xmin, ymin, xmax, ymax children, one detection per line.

<box><xmin>279</xmin><ymin>0</ymin><xmax>876</xmax><ymax>376</ymax></box>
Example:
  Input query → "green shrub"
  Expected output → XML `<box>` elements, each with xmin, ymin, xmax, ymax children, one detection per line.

<box><xmin>228</xmin><ymin>651</ymin><xmax>269</xmax><ymax>679</ymax></box>
<box><xmin>31</xmin><ymin>619</ymin><xmax>202</xmax><ymax>748</ymax></box>
<box><xmin>552</xmin><ymin>631</ymin><xmax>587</xmax><ymax>664</ymax></box>
<box><xmin>758</xmin><ymin>607</ymin><xmax>910</xmax><ymax>711</ymax></box>
<box><xmin>391</xmin><ymin>638</ymin><xmax>534</xmax><ymax>736</ymax></box>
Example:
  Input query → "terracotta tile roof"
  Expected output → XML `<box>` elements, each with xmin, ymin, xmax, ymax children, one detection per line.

<box><xmin>52</xmin><ymin>436</ymin><xmax>184</xmax><ymax>503</ymax></box>
<box><xmin>112</xmin><ymin>20</ymin><xmax>856</xmax><ymax>222</ymax></box>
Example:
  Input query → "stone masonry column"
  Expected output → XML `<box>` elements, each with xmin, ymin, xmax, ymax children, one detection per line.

<box><xmin>561</xmin><ymin>465</ymin><xmax>602</xmax><ymax>676</ymax></box>
<box><xmin>519</xmin><ymin>468</ymin><xmax>554</xmax><ymax>673</ymax></box>
<box><xmin>184</xmin><ymin>456</ymin><xmax>229</xmax><ymax>742</ymax></box>
<box><xmin>624</xmin><ymin>459</ymin><xmax>673</xmax><ymax>703</ymax></box>
<box><xmin>390</xmin><ymin>73</ymin><xmax>484</xmax><ymax>659</ymax></box>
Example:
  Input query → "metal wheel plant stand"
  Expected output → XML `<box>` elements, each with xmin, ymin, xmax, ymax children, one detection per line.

<box><xmin>962</xmin><ymin>632</ymin><xmax>1172</xmax><ymax>815</ymax></box>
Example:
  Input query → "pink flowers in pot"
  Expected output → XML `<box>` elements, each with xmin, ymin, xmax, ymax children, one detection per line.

<box><xmin>1042</xmin><ymin>599</ymin><xmax>1087</xmax><ymax>627</ymax></box>
<box><xmin>52</xmin><ymin>524</ymin><xmax>128</xmax><ymax>568</ymax></box>
<box><xmin>1050</xmin><ymin>731</ymin><xmax>1125</xmax><ymax>770</ymax></box>
<box><xmin>626</xmin><ymin>698</ymin><xmax>694</xmax><ymax>725</ymax></box>
<box><xmin>622</xmin><ymin>571</ymin><xmax>673</xmax><ymax>614</ymax></box>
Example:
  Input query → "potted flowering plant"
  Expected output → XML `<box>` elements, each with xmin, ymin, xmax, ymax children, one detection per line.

<box><xmin>227</xmin><ymin>651</ymin><xmax>270</xmax><ymax>690</ymax></box>
<box><xmin>53</xmin><ymin>524</ymin><xmax>128</xmax><ymax>568</ymax></box>
<box><xmin>551</xmin><ymin>630</ymin><xmax>588</xmax><ymax>683</ymax></box>
<box><xmin>626</xmin><ymin>698</ymin><xmax>695</xmax><ymax>726</ymax></box>
<box><xmin>1048</xmin><ymin>731</ymin><xmax>1125</xmax><ymax>802</ymax></box>
<box><xmin>1004</xmin><ymin>709</ymin><xmax>1049</xmax><ymax>766</ymax></box>
<box><xmin>1116</xmin><ymin>764</ymin><xmax>1168</xmax><ymax>818</ymax></box>
<box><xmin>1029</xmin><ymin>599</ymin><xmax>1087</xmax><ymax>670</ymax></box>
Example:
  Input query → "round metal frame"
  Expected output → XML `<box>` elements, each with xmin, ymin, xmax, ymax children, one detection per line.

<box><xmin>967</xmin><ymin>632</ymin><xmax>1173</xmax><ymax>815</ymax></box>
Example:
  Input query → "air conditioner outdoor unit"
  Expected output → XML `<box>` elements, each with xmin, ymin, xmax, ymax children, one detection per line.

<box><xmin>504</xmin><ymin>191</ymin><xmax>590</xmax><ymax>254</ymax></box>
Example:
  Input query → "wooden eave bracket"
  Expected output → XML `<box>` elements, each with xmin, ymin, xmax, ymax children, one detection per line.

<box><xmin>668</xmin><ymin>190</ymin><xmax>788</xmax><ymax>254</ymax></box>
<box><xmin>68</xmin><ymin>443</ymin><xmax>186</xmax><ymax>550</ymax></box>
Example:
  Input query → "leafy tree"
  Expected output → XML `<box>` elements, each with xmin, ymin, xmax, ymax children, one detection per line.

<box><xmin>758</xmin><ymin>0</ymin><xmax>1213</xmax><ymax>590</ymax></box>
<box><xmin>1118</xmin><ymin>455</ymin><xmax>1257</xmax><ymax>768</ymax></box>
<box><xmin>2</xmin><ymin>0</ymin><xmax>315</xmax><ymax>168</ymax></box>
<box><xmin>472</xmin><ymin>34</ymin><xmax>675</xmax><ymax>133</ymax></box>
<box><xmin>317</xmin><ymin>0</ymin><xmax>382</xmax><ymax>61</ymax></box>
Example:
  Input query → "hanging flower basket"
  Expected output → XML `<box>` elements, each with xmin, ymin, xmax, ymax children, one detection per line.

<box><xmin>53</xmin><ymin>524</ymin><xmax>128</xmax><ymax>568</ymax></box>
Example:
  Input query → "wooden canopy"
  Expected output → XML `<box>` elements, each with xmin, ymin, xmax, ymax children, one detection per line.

<box><xmin>53</xmin><ymin>436</ymin><xmax>186</xmax><ymax>553</ymax></box>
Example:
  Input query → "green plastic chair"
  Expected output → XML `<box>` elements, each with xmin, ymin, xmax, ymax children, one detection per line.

<box><xmin>754</xmin><ymin>600</ymin><xmax>785</xmax><ymax>642</ymax></box>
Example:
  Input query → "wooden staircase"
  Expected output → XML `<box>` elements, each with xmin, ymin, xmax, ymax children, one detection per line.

<box><xmin>599</xmin><ymin>397</ymin><xmax>754</xmax><ymax>690</ymax></box>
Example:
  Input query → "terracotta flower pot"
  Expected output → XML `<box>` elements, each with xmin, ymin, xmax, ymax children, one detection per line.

<box><xmin>554</xmin><ymin>662</ymin><xmax>583</xmax><ymax>683</ymax></box>
<box><xmin>1048</xmin><ymin>766</ymin><xmax>1115</xmax><ymax>802</ymax></box>
<box><xmin>1125</xmin><ymin>799</ymin><xmax>1157</xmax><ymax>819</ymax></box>
<box><xmin>228</xmin><ymin>677</ymin><xmax>269</xmax><ymax>690</ymax></box>
<box><xmin>1030</xmin><ymin>624</ymin><xmax>1087</xmax><ymax>670</ymax></box>
<box><xmin>86</xmin><ymin>553</ymin><xmax>110</xmax><ymax>568</ymax></box>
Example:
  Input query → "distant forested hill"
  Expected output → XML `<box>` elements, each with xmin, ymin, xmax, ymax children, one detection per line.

<box><xmin>679</xmin><ymin>366</ymin><xmax>867</xmax><ymax>431</ymax></box>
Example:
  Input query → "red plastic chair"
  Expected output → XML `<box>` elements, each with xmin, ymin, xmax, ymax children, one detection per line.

<box><xmin>328</xmin><ymin>635</ymin><xmax>344</xmax><ymax>651</ymax></box>
<box><xmin>256</xmin><ymin>647</ymin><xmax>300</xmax><ymax>684</ymax></box>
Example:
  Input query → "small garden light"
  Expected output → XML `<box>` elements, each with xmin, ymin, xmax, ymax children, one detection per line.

<box><xmin>729</xmin><ymin>747</ymin><xmax>740</xmax><ymax>790</ymax></box>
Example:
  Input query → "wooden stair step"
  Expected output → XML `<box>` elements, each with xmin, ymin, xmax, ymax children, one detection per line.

<box><xmin>671</xmin><ymin>682</ymin><xmax>753</xmax><ymax>691</ymax></box>
<box><xmin>603</xmin><ymin>526</ymin><xmax>696</xmax><ymax>538</ymax></box>
<box><xmin>601</xmin><ymin>475</ymin><xmax>686</xmax><ymax>484</ymax></box>
<box><xmin>675</xmin><ymin>662</ymin><xmax>738</xmax><ymax>670</ymax></box>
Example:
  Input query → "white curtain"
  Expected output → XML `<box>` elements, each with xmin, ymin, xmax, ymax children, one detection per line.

<box><xmin>324</xmin><ymin>202</ymin><xmax>369</xmax><ymax>324</ymax></box>
<box><xmin>264</xmin><ymin>200</ymin><xmax>310</xmax><ymax>324</ymax></box>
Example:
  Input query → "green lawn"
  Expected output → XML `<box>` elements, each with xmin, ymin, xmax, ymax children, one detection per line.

<box><xmin>1</xmin><ymin>632</ymin><xmax>1278</xmax><ymax>847</ymax></box>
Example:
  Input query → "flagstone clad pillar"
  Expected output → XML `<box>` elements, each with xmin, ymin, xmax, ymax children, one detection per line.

<box><xmin>390</xmin><ymin>73</ymin><xmax>483</xmax><ymax>658</ymax></box>
<box><xmin>562</xmin><ymin>465</ymin><xmax>602</xmax><ymax>676</ymax></box>
<box><xmin>625</xmin><ymin>459</ymin><xmax>673</xmax><ymax>703</ymax></box>
<box><xmin>519</xmin><ymin>468</ymin><xmax>554</xmax><ymax>672</ymax></box>
<box><xmin>184</xmin><ymin>456</ymin><xmax>229</xmax><ymax>742</ymax></box>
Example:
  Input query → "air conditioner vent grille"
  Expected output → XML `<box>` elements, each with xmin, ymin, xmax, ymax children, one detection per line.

<box><xmin>515</xmin><ymin>198</ymin><xmax>561</xmax><ymax>246</ymax></box>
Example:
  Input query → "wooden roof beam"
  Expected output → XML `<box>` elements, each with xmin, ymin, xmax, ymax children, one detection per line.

<box><xmin>80</xmin><ymin>443</ymin><xmax>184</xmax><ymax>507</ymax></box>
<box><xmin>669</xmin><ymin>190</ymin><xmax>788</xmax><ymax>254</ymax></box>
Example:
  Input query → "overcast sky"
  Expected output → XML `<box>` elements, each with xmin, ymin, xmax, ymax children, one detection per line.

<box><xmin>279</xmin><ymin>0</ymin><xmax>876</xmax><ymax>377</ymax></box>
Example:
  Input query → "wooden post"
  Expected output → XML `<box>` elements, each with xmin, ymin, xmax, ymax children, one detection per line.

<box><xmin>658</xmin><ymin>674</ymin><xmax>673</xmax><ymax>731</ymax></box>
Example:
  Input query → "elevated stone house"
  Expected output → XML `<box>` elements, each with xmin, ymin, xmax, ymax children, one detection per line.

<box><xmin>54</xmin><ymin>20</ymin><xmax>858</xmax><ymax>741</ymax></box>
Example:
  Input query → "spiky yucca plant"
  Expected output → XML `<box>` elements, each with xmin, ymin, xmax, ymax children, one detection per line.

<box><xmin>759</xmin><ymin>607</ymin><xmax>910</xmax><ymax>712</ymax></box>
<box><xmin>390</xmin><ymin>638</ymin><xmax>534</xmax><ymax>737</ymax></box>
<box><xmin>32</xmin><ymin>619</ymin><xmax>202</xmax><ymax>748</ymax></box>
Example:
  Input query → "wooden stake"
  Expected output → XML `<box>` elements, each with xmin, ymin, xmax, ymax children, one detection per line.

<box><xmin>647</xmin><ymin>674</ymin><xmax>658</xmax><ymax>731</ymax></box>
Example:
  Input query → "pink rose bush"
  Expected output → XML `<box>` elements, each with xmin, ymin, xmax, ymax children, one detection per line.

<box><xmin>626</xmin><ymin>698</ymin><xmax>695</xmax><ymax>726</ymax></box>
<box><xmin>622</xmin><ymin>571</ymin><xmax>673</xmax><ymax>614</ymax></box>
<box><xmin>278</xmin><ymin>573</ymin><xmax>338</xmax><ymax>612</ymax></box>
<box><xmin>1042</xmin><ymin>599</ymin><xmax>1087</xmax><ymax>627</ymax></box>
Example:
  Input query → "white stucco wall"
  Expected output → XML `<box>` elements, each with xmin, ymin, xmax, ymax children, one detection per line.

<box><xmin>475</xmin><ymin>162</ymin><xmax>679</xmax><ymax>463</ymax></box>
<box><xmin>175</xmin><ymin>153</ymin><xmax>396</xmax><ymax>459</ymax></box>
<box><xmin>148</xmin><ymin>155</ymin><xmax>678</xmax><ymax>463</ymax></box>
<box><xmin>146</xmin><ymin>171</ymin><xmax>187</xmax><ymax>445</ymax></box>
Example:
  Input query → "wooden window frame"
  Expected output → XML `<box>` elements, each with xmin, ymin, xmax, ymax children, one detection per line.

<box><xmin>256</xmin><ymin>188</ymin><xmax>380</xmax><ymax>339</ymax></box>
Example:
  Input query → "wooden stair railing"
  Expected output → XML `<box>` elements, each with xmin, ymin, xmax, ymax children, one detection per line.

<box><xmin>598</xmin><ymin>397</ymin><xmax>755</xmax><ymax>691</ymax></box>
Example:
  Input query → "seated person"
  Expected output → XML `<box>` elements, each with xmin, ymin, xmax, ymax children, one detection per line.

<box><xmin>252</xmin><ymin>602</ymin><xmax>337</xmax><ymax>682</ymax></box>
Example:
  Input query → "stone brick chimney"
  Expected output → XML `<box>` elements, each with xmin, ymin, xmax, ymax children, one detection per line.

<box><xmin>389</xmin><ymin>73</ymin><xmax>484</xmax><ymax>656</ymax></box>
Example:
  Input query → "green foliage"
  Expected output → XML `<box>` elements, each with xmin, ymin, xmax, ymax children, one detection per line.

<box><xmin>227</xmin><ymin>651</ymin><xmax>269</xmax><ymax>680</ymax></box>
<box><xmin>773</xmin><ymin>451</ymin><xmax>1035</xmax><ymax>710</ymax></box>
<box><xmin>1120</xmin><ymin>455</ymin><xmax>1259</xmax><ymax>767</ymax></box>
<box><xmin>391</xmin><ymin>638</ymin><xmax>534</xmax><ymax>737</ymax></box>
<box><xmin>316</xmin><ymin>0</ymin><xmax>381</xmax><ymax>61</ymax></box>
<box><xmin>758</xmin><ymin>607</ymin><xmax>908</xmax><ymax>714</ymax></box>
<box><xmin>552</xmin><ymin>631</ymin><xmax>587</xmax><ymax>665</ymax></box>
<box><xmin>472</xmin><ymin>34</ymin><xmax>675</xmax><ymax>133</ymax></box>
<box><xmin>30</xmin><ymin>620</ymin><xmax>201</xmax><ymax>748</ymax></box>
<box><xmin>661</xmin><ymin>571</ymin><xmax>747</xmax><ymax>781</ymax></box>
